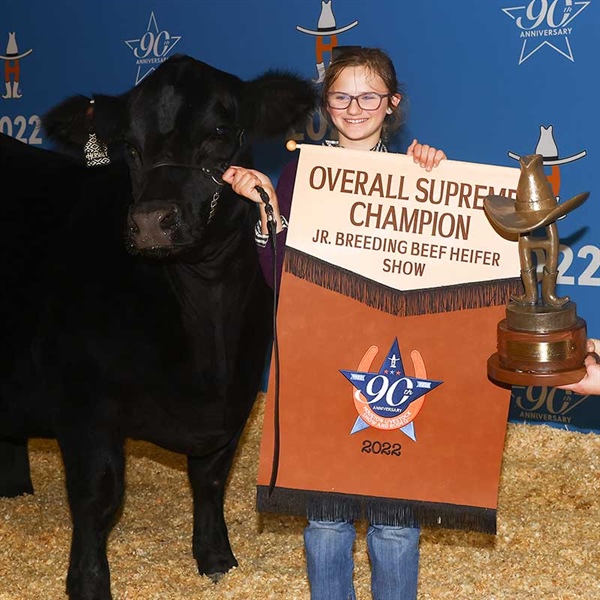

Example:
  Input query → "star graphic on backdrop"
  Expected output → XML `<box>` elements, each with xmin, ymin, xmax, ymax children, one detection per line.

<box><xmin>340</xmin><ymin>339</ymin><xmax>442</xmax><ymax>441</ymax></box>
<box><xmin>502</xmin><ymin>1</ymin><xmax>590</xmax><ymax>64</ymax></box>
<box><xmin>125</xmin><ymin>12</ymin><xmax>181</xmax><ymax>84</ymax></box>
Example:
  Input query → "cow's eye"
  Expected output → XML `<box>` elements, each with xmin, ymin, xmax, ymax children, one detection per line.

<box><xmin>123</xmin><ymin>140</ymin><xmax>140</xmax><ymax>160</ymax></box>
<box><xmin>214</xmin><ymin>126</ymin><xmax>231</xmax><ymax>137</ymax></box>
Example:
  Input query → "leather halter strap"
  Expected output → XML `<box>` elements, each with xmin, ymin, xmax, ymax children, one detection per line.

<box><xmin>144</xmin><ymin>129</ymin><xmax>246</xmax><ymax>185</ymax></box>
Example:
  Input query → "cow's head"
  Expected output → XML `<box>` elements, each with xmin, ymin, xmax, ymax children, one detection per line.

<box><xmin>42</xmin><ymin>55</ymin><xmax>316</xmax><ymax>259</ymax></box>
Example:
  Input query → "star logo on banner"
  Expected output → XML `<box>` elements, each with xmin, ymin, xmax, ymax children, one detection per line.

<box><xmin>340</xmin><ymin>339</ymin><xmax>442</xmax><ymax>441</ymax></box>
<box><xmin>124</xmin><ymin>12</ymin><xmax>181</xmax><ymax>84</ymax></box>
<box><xmin>502</xmin><ymin>0</ymin><xmax>590</xmax><ymax>64</ymax></box>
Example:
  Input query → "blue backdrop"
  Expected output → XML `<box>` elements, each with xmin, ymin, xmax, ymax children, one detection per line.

<box><xmin>3</xmin><ymin>0</ymin><xmax>599</xmax><ymax>427</ymax></box>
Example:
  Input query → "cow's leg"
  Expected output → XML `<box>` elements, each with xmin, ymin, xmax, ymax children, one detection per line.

<box><xmin>0</xmin><ymin>438</ymin><xmax>34</xmax><ymax>497</ymax></box>
<box><xmin>188</xmin><ymin>426</ymin><xmax>244</xmax><ymax>581</ymax></box>
<box><xmin>59</xmin><ymin>427</ymin><xmax>125</xmax><ymax>600</ymax></box>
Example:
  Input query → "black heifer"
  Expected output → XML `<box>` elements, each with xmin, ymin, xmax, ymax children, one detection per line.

<box><xmin>0</xmin><ymin>55</ymin><xmax>315</xmax><ymax>599</ymax></box>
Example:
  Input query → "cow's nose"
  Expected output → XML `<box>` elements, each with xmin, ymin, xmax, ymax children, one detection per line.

<box><xmin>128</xmin><ymin>204</ymin><xmax>180</xmax><ymax>249</ymax></box>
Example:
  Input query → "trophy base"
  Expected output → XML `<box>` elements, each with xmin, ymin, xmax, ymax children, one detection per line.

<box><xmin>487</xmin><ymin>353</ymin><xmax>586</xmax><ymax>386</ymax></box>
<box><xmin>506</xmin><ymin>300</ymin><xmax>578</xmax><ymax>333</ymax></box>
<box><xmin>487</xmin><ymin>305</ymin><xmax>588</xmax><ymax>386</ymax></box>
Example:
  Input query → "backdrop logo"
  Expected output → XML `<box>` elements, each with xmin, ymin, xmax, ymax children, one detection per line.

<box><xmin>508</xmin><ymin>124</ymin><xmax>586</xmax><ymax>198</ymax></box>
<box><xmin>502</xmin><ymin>0</ymin><xmax>590</xmax><ymax>64</ymax></box>
<box><xmin>1</xmin><ymin>32</ymin><xmax>33</xmax><ymax>100</ymax></box>
<box><xmin>293</xmin><ymin>1</ymin><xmax>359</xmax><ymax>144</ymax></box>
<box><xmin>296</xmin><ymin>0</ymin><xmax>359</xmax><ymax>83</ymax></box>
<box><xmin>340</xmin><ymin>339</ymin><xmax>442</xmax><ymax>441</ymax></box>
<box><xmin>511</xmin><ymin>385</ymin><xmax>596</xmax><ymax>429</ymax></box>
<box><xmin>125</xmin><ymin>12</ymin><xmax>181</xmax><ymax>84</ymax></box>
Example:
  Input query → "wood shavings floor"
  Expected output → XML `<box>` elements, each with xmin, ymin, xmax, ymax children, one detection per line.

<box><xmin>1</xmin><ymin>395</ymin><xmax>598</xmax><ymax>599</ymax></box>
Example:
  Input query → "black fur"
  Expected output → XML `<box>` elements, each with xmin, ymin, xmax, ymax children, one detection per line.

<box><xmin>0</xmin><ymin>54</ymin><xmax>316</xmax><ymax>599</ymax></box>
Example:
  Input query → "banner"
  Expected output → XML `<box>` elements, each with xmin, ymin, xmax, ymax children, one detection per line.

<box><xmin>257</xmin><ymin>146</ymin><xmax>523</xmax><ymax>534</ymax></box>
<box><xmin>281</xmin><ymin>145</ymin><xmax>523</xmax><ymax>317</ymax></box>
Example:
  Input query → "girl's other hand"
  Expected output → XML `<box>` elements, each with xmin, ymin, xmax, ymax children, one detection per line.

<box><xmin>407</xmin><ymin>138</ymin><xmax>447</xmax><ymax>172</ymax></box>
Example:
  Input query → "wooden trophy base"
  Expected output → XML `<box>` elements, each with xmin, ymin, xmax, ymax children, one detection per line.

<box><xmin>487</xmin><ymin>302</ymin><xmax>588</xmax><ymax>387</ymax></box>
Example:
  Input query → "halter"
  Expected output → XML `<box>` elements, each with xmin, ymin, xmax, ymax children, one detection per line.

<box><xmin>141</xmin><ymin>129</ymin><xmax>246</xmax><ymax>225</ymax></box>
<box><xmin>143</xmin><ymin>162</ymin><xmax>224</xmax><ymax>224</ymax></box>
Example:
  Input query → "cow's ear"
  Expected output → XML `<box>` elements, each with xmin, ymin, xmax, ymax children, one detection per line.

<box><xmin>43</xmin><ymin>93</ymin><xmax>126</xmax><ymax>152</ymax></box>
<box><xmin>242</xmin><ymin>71</ymin><xmax>317</xmax><ymax>137</ymax></box>
<box><xmin>90</xmin><ymin>94</ymin><xmax>128</xmax><ymax>144</ymax></box>
<box><xmin>42</xmin><ymin>95</ymin><xmax>94</xmax><ymax>149</ymax></box>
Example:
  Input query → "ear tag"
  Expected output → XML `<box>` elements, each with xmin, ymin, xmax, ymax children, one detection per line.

<box><xmin>84</xmin><ymin>132</ymin><xmax>111</xmax><ymax>168</ymax></box>
<box><xmin>84</xmin><ymin>99</ymin><xmax>111</xmax><ymax>168</ymax></box>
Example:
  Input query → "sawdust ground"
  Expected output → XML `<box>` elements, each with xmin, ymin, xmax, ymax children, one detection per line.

<box><xmin>1</xmin><ymin>395</ymin><xmax>598</xmax><ymax>600</ymax></box>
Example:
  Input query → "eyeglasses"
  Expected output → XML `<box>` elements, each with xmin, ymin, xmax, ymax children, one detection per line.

<box><xmin>325</xmin><ymin>92</ymin><xmax>392</xmax><ymax>111</ymax></box>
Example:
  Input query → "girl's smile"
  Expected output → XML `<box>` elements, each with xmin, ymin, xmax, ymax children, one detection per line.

<box><xmin>326</xmin><ymin>65</ymin><xmax>400</xmax><ymax>150</ymax></box>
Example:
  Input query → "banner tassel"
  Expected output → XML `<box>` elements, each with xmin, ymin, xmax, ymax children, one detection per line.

<box><xmin>285</xmin><ymin>248</ymin><xmax>521</xmax><ymax>317</ymax></box>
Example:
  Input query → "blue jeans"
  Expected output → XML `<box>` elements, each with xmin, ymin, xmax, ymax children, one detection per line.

<box><xmin>304</xmin><ymin>520</ymin><xmax>420</xmax><ymax>600</ymax></box>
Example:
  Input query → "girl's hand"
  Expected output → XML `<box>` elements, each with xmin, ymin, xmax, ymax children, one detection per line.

<box><xmin>407</xmin><ymin>138</ymin><xmax>447</xmax><ymax>172</ymax></box>
<box><xmin>222</xmin><ymin>166</ymin><xmax>276</xmax><ymax>205</ymax></box>
<box><xmin>222</xmin><ymin>165</ymin><xmax>284</xmax><ymax>234</ymax></box>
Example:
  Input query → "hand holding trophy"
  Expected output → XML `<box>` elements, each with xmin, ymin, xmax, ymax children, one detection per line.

<box><xmin>484</xmin><ymin>154</ymin><xmax>590</xmax><ymax>386</ymax></box>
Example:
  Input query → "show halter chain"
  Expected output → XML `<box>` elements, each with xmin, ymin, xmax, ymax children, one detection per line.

<box><xmin>146</xmin><ymin>162</ymin><xmax>224</xmax><ymax>225</ymax></box>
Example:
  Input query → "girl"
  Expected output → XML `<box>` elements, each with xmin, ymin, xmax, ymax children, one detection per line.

<box><xmin>223</xmin><ymin>47</ymin><xmax>447</xmax><ymax>600</ymax></box>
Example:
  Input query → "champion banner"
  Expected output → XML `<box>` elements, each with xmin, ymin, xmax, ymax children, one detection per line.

<box><xmin>257</xmin><ymin>145</ymin><xmax>523</xmax><ymax>534</ymax></box>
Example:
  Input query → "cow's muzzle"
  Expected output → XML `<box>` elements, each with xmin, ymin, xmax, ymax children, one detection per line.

<box><xmin>127</xmin><ymin>200</ymin><xmax>181</xmax><ymax>251</ymax></box>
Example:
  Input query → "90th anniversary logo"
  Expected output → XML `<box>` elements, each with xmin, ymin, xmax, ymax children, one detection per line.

<box><xmin>124</xmin><ymin>12</ymin><xmax>181</xmax><ymax>84</ymax></box>
<box><xmin>340</xmin><ymin>339</ymin><xmax>443</xmax><ymax>442</ymax></box>
<box><xmin>502</xmin><ymin>0</ymin><xmax>591</xmax><ymax>64</ymax></box>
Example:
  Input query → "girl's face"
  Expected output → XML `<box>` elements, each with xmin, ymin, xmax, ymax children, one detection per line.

<box><xmin>325</xmin><ymin>65</ymin><xmax>400</xmax><ymax>150</ymax></box>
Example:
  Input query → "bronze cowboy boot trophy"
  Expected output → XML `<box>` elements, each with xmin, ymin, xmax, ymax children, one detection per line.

<box><xmin>483</xmin><ymin>154</ymin><xmax>590</xmax><ymax>386</ymax></box>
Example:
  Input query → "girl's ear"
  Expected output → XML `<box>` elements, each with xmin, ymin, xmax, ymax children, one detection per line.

<box><xmin>390</xmin><ymin>93</ymin><xmax>402</xmax><ymax>109</ymax></box>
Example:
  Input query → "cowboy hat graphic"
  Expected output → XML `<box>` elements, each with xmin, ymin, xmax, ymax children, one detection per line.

<box><xmin>296</xmin><ymin>1</ymin><xmax>360</xmax><ymax>84</ymax></box>
<box><xmin>1</xmin><ymin>32</ymin><xmax>33</xmax><ymax>100</ymax></box>
<box><xmin>296</xmin><ymin>0</ymin><xmax>358</xmax><ymax>36</ymax></box>
<box><xmin>508</xmin><ymin>125</ymin><xmax>586</xmax><ymax>167</ymax></box>
<box><xmin>0</xmin><ymin>32</ymin><xmax>33</xmax><ymax>60</ymax></box>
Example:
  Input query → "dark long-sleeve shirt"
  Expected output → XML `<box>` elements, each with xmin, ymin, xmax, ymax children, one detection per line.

<box><xmin>257</xmin><ymin>158</ymin><xmax>298</xmax><ymax>290</ymax></box>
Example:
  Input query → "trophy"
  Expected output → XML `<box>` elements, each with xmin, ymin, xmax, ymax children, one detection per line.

<box><xmin>484</xmin><ymin>154</ymin><xmax>590</xmax><ymax>386</ymax></box>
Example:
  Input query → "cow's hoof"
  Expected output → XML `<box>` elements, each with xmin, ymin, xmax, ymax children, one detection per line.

<box><xmin>196</xmin><ymin>551</ymin><xmax>237</xmax><ymax>582</ymax></box>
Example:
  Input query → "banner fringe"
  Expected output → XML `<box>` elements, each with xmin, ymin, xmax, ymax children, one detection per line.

<box><xmin>257</xmin><ymin>485</ymin><xmax>496</xmax><ymax>534</ymax></box>
<box><xmin>256</xmin><ymin>485</ymin><xmax>496</xmax><ymax>535</ymax></box>
<box><xmin>285</xmin><ymin>248</ymin><xmax>521</xmax><ymax>317</ymax></box>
